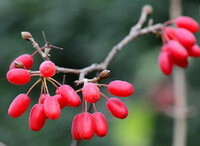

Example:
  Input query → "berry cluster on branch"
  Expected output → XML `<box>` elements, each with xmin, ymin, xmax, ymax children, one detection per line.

<box><xmin>158</xmin><ymin>16</ymin><xmax>200</xmax><ymax>75</ymax></box>
<box><xmin>5</xmin><ymin>5</ymin><xmax>163</xmax><ymax>145</ymax></box>
<box><xmin>6</xmin><ymin>4</ymin><xmax>198</xmax><ymax>146</ymax></box>
<box><xmin>6</xmin><ymin>30</ymin><xmax>136</xmax><ymax>139</ymax></box>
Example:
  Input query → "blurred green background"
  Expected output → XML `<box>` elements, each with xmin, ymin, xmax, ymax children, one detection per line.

<box><xmin>0</xmin><ymin>0</ymin><xmax>200</xmax><ymax>146</ymax></box>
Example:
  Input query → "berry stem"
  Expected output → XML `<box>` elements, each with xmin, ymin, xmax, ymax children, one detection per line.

<box><xmin>31</xmin><ymin>74</ymin><xmax>41</xmax><ymax>77</ymax></box>
<box><xmin>49</xmin><ymin>77</ymin><xmax>62</xmax><ymax>86</ymax></box>
<box><xmin>26</xmin><ymin>78</ymin><xmax>41</xmax><ymax>95</ymax></box>
<box><xmin>96</xmin><ymin>84</ymin><xmax>108</xmax><ymax>87</ymax></box>
<box><xmin>92</xmin><ymin>103</ymin><xmax>97</xmax><ymax>112</ymax></box>
<box><xmin>84</xmin><ymin>100</ymin><xmax>88</xmax><ymax>112</ymax></box>
<box><xmin>62</xmin><ymin>74</ymin><xmax>66</xmax><ymax>85</ymax></box>
<box><xmin>31</xmin><ymin>47</ymin><xmax>45</xmax><ymax>57</ymax></box>
<box><xmin>100</xmin><ymin>92</ymin><xmax>109</xmax><ymax>100</ymax></box>
<box><xmin>40</xmin><ymin>80</ymin><xmax>44</xmax><ymax>95</ymax></box>
<box><xmin>47</xmin><ymin>78</ymin><xmax>58</xmax><ymax>88</ymax></box>
<box><xmin>163</xmin><ymin>20</ymin><xmax>175</xmax><ymax>26</ymax></box>
<box><xmin>82</xmin><ymin>99</ymin><xmax>85</xmax><ymax>113</ymax></box>
<box><xmin>76</xmin><ymin>88</ymin><xmax>82</xmax><ymax>93</ymax></box>
<box><xmin>43</xmin><ymin>78</ymin><xmax>50</xmax><ymax>95</ymax></box>
<box><xmin>161</xmin><ymin>30</ymin><xmax>170</xmax><ymax>44</ymax></box>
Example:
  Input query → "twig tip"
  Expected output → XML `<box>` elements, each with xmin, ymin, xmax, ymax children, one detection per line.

<box><xmin>142</xmin><ymin>5</ymin><xmax>153</xmax><ymax>15</ymax></box>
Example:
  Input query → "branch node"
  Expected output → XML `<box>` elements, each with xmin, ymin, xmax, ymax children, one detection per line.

<box><xmin>142</xmin><ymin>5</ymin><xmax>153</xmax><ymax>15</ymax></box>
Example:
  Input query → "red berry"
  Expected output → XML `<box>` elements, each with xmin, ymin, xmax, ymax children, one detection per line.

<box><xmin>55</xmin><ymin>88</ymin><xmax>60</xmax><ymax>95</ymax></box>
<box><xmin>82</xmin><ymin>83</ymin><xmax>100</xmax><ymax>103</ymax></box>
<box><xmin>43</xmin><ymin>96</ymin><xmax>61</xmax><ymax>120</ymax></box>
<box><xmin>108</xmin><ymin>80</ymin><xmax>134</xmax><ymax>97</ymax></box>
<box><xmin>29</xmin><ymin>104</ymin><xmax>47</xmax><ymax>131</ymax></box>
<box><xmin>161</xmin><ymin>44</ymin><xmax>170</xmax><ymax>52</ymax></box>
<box><xmin>38</xmin><ymin>94</ymin><xmax>49</xmax><ymax>104</ymax></box>
<box><xmin>92</xmin><ymin>112</ymin><xmax>108</xmax><ymax>137</ymax></box>
<box><xmin>187</xmin><ymin>44</ymin><xmax>200</xmax><ymax>57</ymax></box>
<box><xmin>58</xmin><ymin>85</ymin><xmax>81</xmax><ymax>107</ymax></box>
<box><xmin>163</xmin><ymin>27</ymin><xmax>176</xmax><ymax>40</ymax></box>
<box><xmin>39</xmin><ymin>61</ymin><xmax>56</xmax><ymax>77</ymax></box>
<box><xmin>167</xmin><ymin>40</ymin><xmax>188</xmax><ymax>61</ymax></box>
<box><xmin>106</xmin><ymin>98</ymin><xmax>128</xmax><ymax>119</ymax></box>
<box><xmin>158</xmin><ymin>51</ymin><xmax>173</xmax><ymax>75</ymax></box>
<box><xmin>175</xmin><ymin>28</ymin><xmax>196</xmax><ymax>48</ymax></box>
<box><xmin>173</xmin><ymin>57</ymin><xmax>188</xmax><ymax>68</ymax></box>
<box><xmin>78</xmin><ymin>112</ymin><xmax>95</xmax><ymax>140</ymax></box>
<box><xmin>6</xmin><ymin>69</ymin><xmax>31</xmax><ymax>85</ymax></box>
<box><xmin>10</xmin><ymin>54</ymin><xmax>34</xmax><ymax>70</ymax></box>
<box><xmin>53</xmin><ymin>94</ymin><xmax>67</xmax><ymax>109</ymax></box>
<box><xmin>175</xmin><ymin>16</ymin><xmax>199</xmax><ymax>33</ymax></box>
<box><xmin>71</xmin><ymin>114</ymin><xmax>82</xmax><ymax>141</ymax></box>
<box><xmin>8</xmin><ymin>94</ymin><xmax>30</xmax><ymax>118</ymax></box>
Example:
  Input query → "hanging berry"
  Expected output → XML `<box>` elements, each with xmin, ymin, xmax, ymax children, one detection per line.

<box><xmin>158</xmin><ymin>15</ymin><xmax>199</xmax><ymax>75</ymax></box>
<box><xmin>6</xmin><ymin>69</ymin><xmax>31</xmax><ymax>85</ymax></box>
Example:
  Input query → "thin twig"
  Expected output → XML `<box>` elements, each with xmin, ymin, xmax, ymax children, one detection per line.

<box><xmin>26</xmin><ymin>78</ymin><xmax>41</xmax><ymax>95</ymax></box>
<box><xmin>47</xmin><ymin>78</ymin><xmax>59</xmax><ymax>88</ymax></box>
<box><xmin>56</xmin><ymin>23</ymin><xmax>162</xmax><ymax>80</ymax></box>
<box><xmin>29</xmin><ymin>38</ymin><xmax>46</xmax><ymax>60</ymax></box>
<box><xmin>27</xmin><ymin>6</ymin><xmax>162</xmax><ymax>85</ymax></box>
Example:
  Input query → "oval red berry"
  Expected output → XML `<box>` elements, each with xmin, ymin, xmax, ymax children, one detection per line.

<box><xmin>82</xmin><ymin>83</ymin><xmax>100</xmax><ymax>103</ymax></box>
<box><xmin>108</xmin><ymin>80</ymin><xmax>134</xmax><ymax>97</ymax></box>
<box><xmin>167</xmin><ymin>40</ymin><xmax>188</xmax><ymax>61</ymax></box>
<box><xmin>38</xmin><ymin>94</ymin><xmax>49</xmax><ymax>104</ymax></box>
<box><xmin>10</xmin><ymin>54</ymin><xmax>34</xmax><ymax>70</ymax></box>
<box><xmin>173</xmin><ymin>57</ymin><xmax>188</xmax><ymax>68</ymax></box>
<box><xmin>175</xmin><ymin>28</ymin><xmax>196</xmax><ymax>48</ymax></box>
<box><xmin>163</xmin><ymin>27</ymin><xmax>176</xmax><ymax>40</ymax></box>
<box><xmin>53</xmin><ymin>94</ymin><xmax>67</xmax><ymax>109</ymax></box>
<box><xmin>106</xmin><ymin>98</ymin><xmax>128</xmax><ymax>119</ymax></box>
<box><xmin>43</xmin><ymin>96</ymin><xmax>61</xmax><ymax>120</ymax></box>
<box><xmin>158</xmin><ymin>51</ymin><xmax>173</xmax><ymax>75</ymax></box>
<box><xmin>8</xmin><ymin>94</ymin><xmax>30</xmax><ymax>118</ymax></box>
<box><xmin>92</xmin><ymin>112</ymin><xmax>108</xmax><ymax>137</ymax></box>
<box><xmin>39</xmin><ymin>61</ymin><xmax>56</xmax><ymax>77</ymax></box>
<box><xmin>6</xmin><ymin>69</ymin><xmax>31</xmax><ymax>85</ymax></box>
<box><xmin>175</xmin><ymin>16</ymin><xmax>199</xmax><ymax>33</ymax></box>
<box><xmin>187</xmin><ymin>44</ymin><xmax>200</xmax><ymax>57</ymax></box>
<box><xmin>58</xmin><ymin>85</ymin><xmax>81</xmax><ymax>107</ymax></box>
<box><xmin>71</xmin><ymin>114</ymin><xmax>82</xmax><ymax>141</ymax></box>
<box><xmin>78</xmin><ymin>112</ymin><xmax>95</xmax><ymax>140</ymax></box>
<box><xmin>29</xmin><ymin>104</ymin><xmax>47</xmax><ymax>131</ymax></box>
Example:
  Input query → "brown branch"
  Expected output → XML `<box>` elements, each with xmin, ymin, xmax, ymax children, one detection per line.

<box><xmin>27</xmin><ymin>6</ymin><xmax>162</xmax><ymax>85</ymax></box>
<box><xmin>54</xmin><ymin>6</ymin><xmax>162</xmax><ymax>85</ymax></box>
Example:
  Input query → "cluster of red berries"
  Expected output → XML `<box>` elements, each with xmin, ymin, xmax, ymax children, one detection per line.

<box><xmin>71</xmin><ymin>80</ymin><xmax>134</xmax><ymax>140</ymax></box>
<box><xmin>6</xmin><ymin>41</ymin><xmax>134</xmax><ymax>140</ymax></box>
<box><xmin>158</xmin><ymin>16</ymin><xmax>200</xmax><ymax>75</ymax></box>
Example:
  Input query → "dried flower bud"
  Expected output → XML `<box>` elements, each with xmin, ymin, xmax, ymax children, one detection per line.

<box><xmin>14</xmin><ymin>61</ymin><xmax>25</xmax><ymax>69</ymax></box>
<box><xmin>99</xmin><ymin>70</ymin><xmax>111</xmax><ymax>79</ymax></box>
<box><xmin>21</xmin><ymin>31</ymin><xmax>32</xmax><ymax>40</ymax></box>
<box><xmin>143</xmin><ymin>5</ymin><xmax>153</xmax><ymax>14</ymax></box>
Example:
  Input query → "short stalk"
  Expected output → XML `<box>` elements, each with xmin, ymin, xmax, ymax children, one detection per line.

<box><xmin>26</xmin><ymin>78</ymin><xmax>41</xmax><ymax>95</ymax></box>
<box><xmin>47</xmin><ymin>78</ymin><xmax>58</xmax><ymax>88</ymax></box>
<box><xmin>100</xmin><ymin>92</ymin><xmax>109</xmax><ymax>100</ymax></box>
<box><xmin>49</xmin><ymin>77</ymin><xmax>62</xmax><ymax>86</ymax></box>
<box><xmin>93</xmin><ymin>103</ymin><xmax>97</xmax><ymax>112</ymax></box>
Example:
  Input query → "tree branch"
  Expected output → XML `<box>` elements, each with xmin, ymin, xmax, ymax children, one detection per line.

<box><xmin>53</xmin><ymin>6</ymin><xmax>162</xmax><ymax>84</ymax></box>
